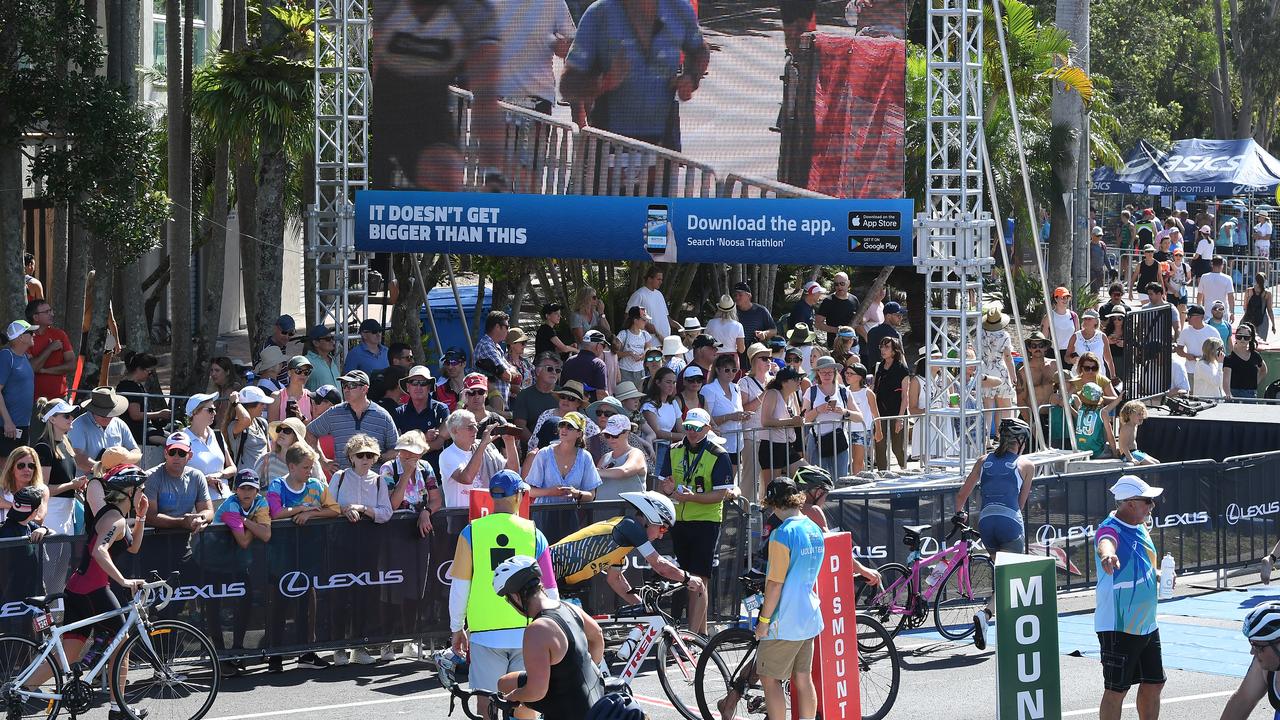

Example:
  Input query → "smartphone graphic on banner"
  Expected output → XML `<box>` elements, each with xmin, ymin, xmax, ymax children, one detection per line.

<box><xmin>645</xmin><ymin>204</ymin><xmax>670</xmax><ymax>254</ymax></box>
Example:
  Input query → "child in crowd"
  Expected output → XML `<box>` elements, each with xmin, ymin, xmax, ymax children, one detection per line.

<box><xmin>1115</xmin><ymin>401</ymin><xmax>1158</xmax><ymax>466</ymax></box>
<box><xmin>1193</xmin><ymin>337</ymin><xmax>1226</xmax><ymax>399</ymax></box>
<box><xmin>215</xmin><ymin>470</ymin><xmax>272</xmax><ymax>549</ymax></box>
<box><xmin>1072</xmin><ymin>382</ymin><xmax>1116</xmax><ymax>460</ymax></box>
<box><xmin>0</xmin><ymin>486</ymin><xmax>51</xmax><ymax>602</ymax></box>
<box><xmin>841</xmin><ymin>363</ymin><xmax>877</xmax><ymax>474</ymax></box>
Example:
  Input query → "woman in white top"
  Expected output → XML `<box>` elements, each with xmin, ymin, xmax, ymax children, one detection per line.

<box><xmin>706</xmin><ymin>296</ymin><xmax>746</xmax><ymax>359</ymax></box>
<box><xmin>273</xmin><ymin>356</ymin><xmax>315</xmax><ymax>421</ymax></box>
<box><xmin>801</xmin><ymin>355</ymin><xmax>861</xmax><ymax>481</ymax></box>
<box><xmin>1193</xmin><ymin>337</ymin><xmax>1226</xmax><ymax>399</ymax></box>
<box><xmin>641</xmin><ymin>367</ymin><xmax>682</xmax><ymax>475</ymax></box>
<box><xmin>182</xmin><ymin>393</ymin><xmax>236</xmax><ymax>500</ymax></box>
<box><xmin>701</xmin><ymin>354</ymin><xmax>749</xmax><ymax>465</ymax></box>
<box><xmin>841</xmin><ymin>363</ymin><xmax>877</xmax><ymax>473</ymax></box>
<box><xmin>329</xmin><ymin>433</ymin><xmax>393</xmax><ymax>523</ymax></box>
<box><xmin>737</xmin><ymin>344</ymin><xmax>773</xmax><ymax>502</ymax></box>
<box><xmin>616</xmin><ymin>306</ymin><xmax>658</xmax><ymax>388</ymax></box>
<box><xmin>980</xmin><ymin>308</ymin><xmax>1018</xmax><ymax>429</ymax></box>
<box><xmin>1040</xmin><ymin>288</ymin><xmax>1079</xmax><ymax>366</ymax></box>
<box><xmin>1066</xmin><ymin>310</ymin><xmax>1116</xmax><ymax>379</ymax></box>
<box><xmin>758</xmin><ymin>367</ymin><xmax>804</xmax><ymax>502</ymax></box>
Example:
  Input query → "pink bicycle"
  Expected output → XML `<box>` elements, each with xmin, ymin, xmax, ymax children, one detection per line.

<box><xmin>862</xmin><ymin>519</ymin><xmax>994</xmax><ymax>644</ymax></box>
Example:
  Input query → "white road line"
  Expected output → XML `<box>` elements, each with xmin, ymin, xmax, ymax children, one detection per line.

<box><xmin>1061</xmin><ymin>689</ymin><xmax>1236</xmax><ymax>717</ymax></box>
<box><xmin>206</xmin><ymin>692</ymin><xmax>450</xmax><ymax>720</ymax></box>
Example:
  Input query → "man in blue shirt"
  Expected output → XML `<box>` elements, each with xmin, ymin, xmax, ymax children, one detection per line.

<box><xmin>344</xmin><ymin>318</ymin><xmax>389</xmax><ymax>374</ymax></box>
<box><xmin>0</xmin><ymin>321</ymin><xmax>36</xmax><ymax>455</ymax></box>
<box><xmin>755</xmin><ymin>477</ymin><xmax>824</xmax><ymax>720</ymax></box>
<box><xmin>392</xmin><ymin>365</ymin><xmax>449</xmax><ymax>451</ymax></box>
<box><xmin>1094</xmin><ymin>475</ymin><xmax>1167</xmax><ymax>720</ymax></box>
<box><xmin>560</xmin><ymin>0</ymin><xmax>710</xmax><ymax>151</ymax></box>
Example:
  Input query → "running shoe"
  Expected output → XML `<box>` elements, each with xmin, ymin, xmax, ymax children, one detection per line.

<box><xmin>972</xmin><ymin>608</ymin><xmax>991</xmax><ymax>650</ymax></box>
<box><xmin>1262</xmin><ymin>554</ymin><xmax>1274</xmax><ymax>585</ymax></box>
<box><xmin>297</xmin><ymin>652</ymin><xmax>331</xmax><ymax>669</ymax></box>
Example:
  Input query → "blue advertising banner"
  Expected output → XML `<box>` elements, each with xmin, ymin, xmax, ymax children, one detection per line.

<box><xmin>355</xmin><ymin>191</ymin><xmax>915</xmax><ymax>266</ymax></box>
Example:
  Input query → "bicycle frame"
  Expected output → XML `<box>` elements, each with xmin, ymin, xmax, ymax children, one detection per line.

<box><xmin>610</xmin><ymin>614</ymin><xmax>692</xmax><ymax>683</ymax></box>
<box><xmin>882</xmin><ymin>539</ymin><xmax>974</xmax><ymax>612</ymax></box>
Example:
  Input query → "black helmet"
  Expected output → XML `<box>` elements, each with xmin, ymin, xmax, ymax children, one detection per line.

<box><xmin>102</xmin><ymin>464</ymin><xmax>146</xmax><ymax>492</ymax></box>
<box><xmin>793</xmin><ymin>465</ymin><xmax>834</xmax><ymax>492</ymax></box>
<box><xmin>585</xmin><ymin>694</ymin><xmax>645</xmax><ymax>720</ymax></box>
<box><xmin>998</xmin><ymin>418</ymin><xmax>1031</xmax><ymax>447</ymax></box>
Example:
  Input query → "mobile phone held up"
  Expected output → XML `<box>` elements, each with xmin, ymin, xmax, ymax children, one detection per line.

<box><xmin>645</xmin><ymin>204</ymin><xmax>670</xmax><ymax>254</ymax></box>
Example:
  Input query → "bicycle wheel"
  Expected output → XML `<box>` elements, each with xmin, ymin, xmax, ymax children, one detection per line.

<box><xmin>655</xmin><ymin>629</ymin><xmax>711</xmax><ymax>720</ymax></box>
<box><xmin>694</xmin><ymin>628</ymin><xmax>778</xmax><ymax>720</ymax></box>
<box><xmin>933</xmin><ymin>553</ymin><xmax>995</xmax><ymax>640</ymax></box>
<box><xmin>856</xmin><ymin>617</ymin><xmax>900</xmax><ymax>720</ymax></box>
<box><xmin>0</xmin><ymin>636</ymin><xmax>61</xmax><ymax>719</ymax></box>
<box><xmin>111</xmin><ymin>620</ymin><xmax>220</xmax><ymax>720</ymax></box>
<box><xmin>860</xmin><ymin>562</ymin><xmax>911</xmax><ymax>639</ymax></box>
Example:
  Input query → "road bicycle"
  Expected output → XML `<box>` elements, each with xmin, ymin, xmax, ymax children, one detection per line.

<box><xmin>0</xmin><ymin>572</ymin><xmax>220</xmax><ymax>720</ymax></box>
<box><xmin>862</xmin><ymin>519</ymin><xmax>994</xmax><ymax>644</ymax></box>
<box><xmin>693</xmin><ymin>572</ymin><xmax>900</xmax><ymax>720</ymax></box>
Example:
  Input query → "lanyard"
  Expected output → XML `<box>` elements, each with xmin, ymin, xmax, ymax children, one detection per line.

<box><xmin>680</xmin><ymin>441</ymin><xmax>708</xmax><ymax>488</ymax></box>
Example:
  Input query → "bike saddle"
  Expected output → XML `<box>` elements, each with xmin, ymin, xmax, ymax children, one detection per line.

<box><xmin>902</xmin><ymin>524</ymin><xmax>931</xmax><ymax>535</ymax></box>
<box><xmin>23</xmin><ymin>593</ymin><xmax>63</xmax><ymax>610</ymax></box>
<box><xmin>739</xmin><ymin>569</ymin><xmax>766</xmax><ymax>583</ymax></box>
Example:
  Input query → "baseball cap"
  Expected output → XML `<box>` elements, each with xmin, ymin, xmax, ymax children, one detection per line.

<box><xmin>764</xmin><ymin>477</ymin><xmax>801</xmax><ymax>507</ymax></box>
<box><xmin>184</xmin><ymin>392</ymin><xmax>219</xmax><ymax>417</ymax></box>
<box><xmin>681</xmin><ymin>364</ymin><xmax>707</xmax><ymax>380</ymax></box>
<box><xmin>883</xmin><ymin>301</ymin><xmax>902</xmax><ymax>315</ymax></box>
<box><xmin>238</xmin><ymin>385</ymin><xmax>275</xmax><ymax>405</ymax></box>
<box><xmin>164</xmin><ymin>431</ymin><xmax>191</xmax><ymax>451</ymax></box>
<box><xmin>540</xmin><ymin>302</ymin><xmax>562</xmax><ymax>316</ymax></box>
<box><xmin>463</xmin><ymin>373</ymin><xmax>488</xmax><ymax>391</ymax></box>
<box><xmin>767</xmin><ymin>336</ymin><xmax>787</xmax><ymax>349</ymax></box>
<box><xmin>311</xmin><ymin>384</ymin><xmax>341</xmax><ymax>404</ymax></box>
<box><xmin>235</xmin><ymin>469</ymin><xmax>261</xmax><ymax>490</ymax></box>
<box><xmin>1052</xmin><ymin>286</ymin><xmax>1071</xmax><ymax>299</ymax></box>
<box><xmin>732</xmin><ymin>281</ymin><xmax>751</xmax><ymax>295</ymax></box>
<box><xmin>338</xmin><ymin>369</ymin><xmax>371</xmax><ymax>386</ymax></box>
<box><xmin>358</xmin><ymin>318</ymin><xmax>383</xmax><ymax>334</ymax></box>
<box><xmin>583</xmin><ymin>329</ymin><xmax>607</xmax><ymax>344</ymax></box>
<box><xmin>803</xmin><ymin>281</ymin><xmax>825</xmax><ymax>296</ymax></box>
<box><xmin>1110</xmin><ymin>474</ymin><xmax>1163</xmax><ymax>501</ymax></box>
<box><xmin>1186</xmin><ymin>304</ymin><xmax>1205</xmax><ymax>317</ymax></box>
<box><xmin>275</xmin><ymin>314</ymin><xmax>296</xmax><ymax>333</ymax></box>
<box><xmin>1200</xmin><ymin>224</ymin><xmax>1212</xmax><ymax>233</ymax></box>
<box><xmin>308</xmin><ymin>324</ymin><xmax>334</xmax><ymax>341</ymax></box>
<box><xmin>683</xmin><ymin>407</ymin><xmax>712</xmax><ymax>430</ymax></box>
<box><xmin>489</xmin><ymin>469</ymin><xmax>530</xmax><ymax>499</ymax></box>
<box><xmin>559</xmin><ymin>411</ymin><xmax>589</xmax><ymax>433</ymax></box>
<box><xmin>691</xmin><ymin>334</ymin><xmax>719</xmax><ymax>350</ymax></box>
<box><xmin>1081</xmin><ymin>309</ymin><xmax>1100</xmax><ymax>321</ymax></box>
<box><xmin>1092</xmin><ymin>226</ymin><xmax>1104</xmax><ymax>236</ymax></box>
<box><xmin>4</xmin><ymin>320</ymin><xmax>33</xmax><ymax>341</ymax></box>
<box><xmin>602</xmin><ymin>414</ymin><xmax>632</xmax><ymax>436</ymax></box>
<box><xmin>287</xmin><ymin>355</ymin><xmax>313</xmax><ymax>371</ymax></box>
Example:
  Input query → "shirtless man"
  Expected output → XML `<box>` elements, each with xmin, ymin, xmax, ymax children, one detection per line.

<box><xmin>1016</xmin><ymin>331</ymin><xmax>1058</xmax><ymax>431</ymax></box>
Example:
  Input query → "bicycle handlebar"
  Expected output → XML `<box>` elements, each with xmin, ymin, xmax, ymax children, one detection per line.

<box><xmin>945</xmin><ymin>519</ymin><xmax>978</xmax><ymax>543</ymax></box>
<box><xmin>138</xmin><ymin>571</ymin><xmax>180</xmax><ymax>611</ymax></box>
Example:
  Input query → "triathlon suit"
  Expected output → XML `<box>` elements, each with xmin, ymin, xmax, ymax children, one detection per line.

<box><xmin>976</xmin><ymin>450</ymin><xmax>1025</xmax><ymax>553</ymax></box>
<box><xmin>63</xmin><ymin>506</ymin><xmax>130</xmax><ymax>641</ymax></box>
<box><xmin>370</xmin><ymin>0</ymin><xmax>498</xmax><ymax>188</ymax></box>
<box><xmin>551</xmin><ymin>516</ymin><xmax>653</xmax><ymax>586</ymax></box>
<box><xmin>525</xmin><ymin>603</ymin><xmax>605</xmax><ymax>718</ymax></box>
<box><xmin>1266</xmin><ymin>669</ymin><xmax>1280</xmax><ymax>717</ymax></box>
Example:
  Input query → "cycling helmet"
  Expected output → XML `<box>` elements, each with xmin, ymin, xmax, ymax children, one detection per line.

<box><xmin>793</xmin><ymin>465</ymin><xmax>834</xmax><ymax>492</ymax></box>
<box><xmin>102</xmin><ymin>464</ymin><xmax>147</xmax><ymax>492</ymax></box>
<box><xmin>585</xmin><ymin>693</ymin><xmax>644</xmax><ymax>720</ymax></box>
<box><xmin>1243</xmin><ymin>602</ymin><xmax>1280</xmax><ymax>643</ymax></box>
<box><xmin>492</xmin><ymin>555</ymin><xmax>542</xmax><ymax>598</ymax></box>
<box><xmin>1079</xmin><ymin>382</ymin><xmax>1104</xmax><ymax>406</ymax></box>
<box><xmin>620</xmin><ymin>491</ymin><xmax>676</xmax><ymax>528</ymax></box>
<box><xmin>998</xmin><ymin>418</ymin><xmax>1032</xmax><ymax>447</ymax></box>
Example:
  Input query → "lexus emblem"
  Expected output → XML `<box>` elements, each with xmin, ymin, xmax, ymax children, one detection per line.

<box><xmin>279</xmin><ymin>571</ymin><xmax>311</xmax><ymax>598</ymax></box>
<box><xmin>1226</xmin><ymin>504</ymin><xmax>1241</xmax><ymax>526</ymax></box>
<box><xmin>1036</xmin><ymin>524</ymin><xmax>1060</xmax><ymax>547</ymax></box>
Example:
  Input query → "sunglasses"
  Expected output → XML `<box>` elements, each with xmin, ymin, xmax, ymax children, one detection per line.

<box><xmin>681</xmin><ymin>422</ymin><xmax>705</xmax><ymax>431</ymax></box>
<box><xmin>1080</xmin><ymin>364</ymin><xmax>1098</xmax><ymax>371</ymax></box>
<box><xmin>718</xmin><ymin>366</ymin><xmax>735</xmax><ymax>373</ymax></box>
<box><xmin>353</xmin><ymin>452</ymin><xmax>378</xmax><ymax>460</ymax></box>
<box><xmin>1027</xmin><ymin>344</ymin><xmax>1048</xmax><ymax>350</ymax></box>
<box><xmin>408</xmin><ymin>380</ymin><xmax>433</xmax><ymax>387</ymax></box>
<box><xmin>202</xmin><ymin>406</ymin><xmax>217</xmax><ymax>414</ymax></box>
<box><xmin>341</xmin><ymin>382</ymin><xmax>365</xmax><ymax>390</ymax></box>
<box><xmin>465</xmin><ymin>389</ymin><xmax>487</xmax><ymax>397</ymax></box>
<box><xmin>14</xmin><ymin>462</ymin><xmax>35</xmax><ymax>471</ymax></box>
<box><xmin>278</xmin><ymin>427</ymin><xmax>295</xmax><ymax>436</ymax></box>
<box><xmin>291</xmin><ymin>368</ymin><xmax>312</xmax><ymax>376</ymax></box>
<box><xmin>1237</xmin><ymin>336</ymin><xmax>1254</xmax><ymax>342</ymax></box>
<box><xmin>1131</xmin><ymin>497</ymin><xmax>1155</xmax><ymax>506</ymax></box>
<box><xmin>540</xmin><ymin>366</ymin><xmax>563</xmax><ymax>374</ymax></box>
<box><xmin>684</xmin><ymin>377</ymin><xmax>704</xmax><ymax>384</ymax></box>
<box><xmin>318</xmin><ymin>336</ymin><xmax>335</xmax><ymax>343</ymax></box>
<box><xmin>166</xmin><ymin>449</ymin><xmax>189</xmax><ymax>458</ymax></box>
<box><xmin>603</xmin><ymin>431</ymin><xmax>626</xmax><ymax>439</ymax></box>
<box><xmin>558</xmin><ymin>422</ymin><xmax>581</xmax><ymax>431</ymax></box>
<box><xmin>444</xmin><ymin>359</ymin><xmax>465</xmax><ymax>366</ymax></box>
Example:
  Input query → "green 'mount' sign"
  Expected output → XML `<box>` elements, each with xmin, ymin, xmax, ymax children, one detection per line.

<box><xmin>995</xmin><ymin>553</ymin><xmax>1062</xmax><ymax>720</ymax></box>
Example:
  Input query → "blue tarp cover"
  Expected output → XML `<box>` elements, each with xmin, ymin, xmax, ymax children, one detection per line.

<box><xmin>1092</xmin><ymin>138</ymin><xmax>1280</xmax><ymax>196</ymax></box>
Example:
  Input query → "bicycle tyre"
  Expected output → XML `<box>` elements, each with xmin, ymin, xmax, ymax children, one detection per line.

<box><xmin>655</xmin><ymin>629</ymin><xmax>711</xmax><ymax>720</ymax></box>
<box><xmin>933</xmin><ymin>553</ymin><xmax>995</xmax><ymax>640</ymax></box>
<box><xmin>695</xmin><ymin>628</ymin><xmax>777</xmax><ymax>720</ymax></box>
<box><xmin>860</xmin><ymin>562</ymin><xmax>911</xmax><ymax>639</ymax></box>
<box><xmin>856</xmin><ymin>617</ymin><xmax>900</xmax><ymax>720</ymax></box>
<box><xmin>110</xmin><ymin>620</ymin><xmax>220</xmax><ymax>720</ymax></box>
<box><xmin>0</xmin><ymin>635</ymin><xmax>62</xmax><ymax>719</ymax></box>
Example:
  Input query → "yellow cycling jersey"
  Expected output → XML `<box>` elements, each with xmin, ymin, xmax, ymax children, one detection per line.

<box><xmin>551</xmin><ymin>516</ymin><xmax>654</xmax><ymax>586</ymax></box>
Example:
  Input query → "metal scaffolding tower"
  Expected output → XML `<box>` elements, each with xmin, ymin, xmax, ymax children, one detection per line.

<box><xmin>915</xmin><ymin>0</ymin><xmax>995</xmax><ymax>471</ymax></box>
<box><xmin>309</xmin><ymin>0</ymin><xmax>370</xmax><ymax>356</ymax></box>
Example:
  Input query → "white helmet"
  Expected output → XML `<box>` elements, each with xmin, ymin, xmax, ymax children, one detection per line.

<box><xmin>621</xmin><ymin>491</ymin><xmax>676</xmax><ymax>528</ymax></box>
<box><xmin>1243</xmin><ymin>602</ymin><xmax>1280</xmax><ymax>643</ymax></box>
<box><xmin>492</xmin><ymin>555</ymin><xmax>542</xmax><ymax>597</ymax></box>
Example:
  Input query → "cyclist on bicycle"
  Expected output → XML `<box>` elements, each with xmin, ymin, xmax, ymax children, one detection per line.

<box><xmin>953</xmin><ymin>416</ymin><xmax>1034</xmax><ymax>649</ymax></box>
<box><xmin>64</xmin><ymin>464</ymin><xmax>149</xmax><ymax>720</ymax></box>
<box><xmin>493</xmin><ymin>556</ymin><xmax>606</xmax><ymax>717</ymax></box>
<box><xmin>1221</xmin><ymin>602</ymin><xmax>1280</xmax><ymax>719</ymax></box>
<box><xmin>550</xmin><ymin>490</ymin><xmax>706</xmax><ymax>613</ymax></box>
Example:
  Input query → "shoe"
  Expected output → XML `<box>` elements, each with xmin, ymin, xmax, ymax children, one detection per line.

<box><xmin>333</xmin><ymin>649</ymin><xmax>350</xmax><ymax>666</ymax></box>
<box><xmin>219</xmin><ymin>660</ymin><xmax>242</xmax><ymax>678</ymax></box>
<box><xmin>268</xmin><ymin>656</ymin><xmax>284</xmax><ymax>674</ymax></box>
<box><xmin>380</xmin><ymin>645</ymin><xmax>396</xmax><ymax>662</ymax></box>
<box><xmin>297</xmin><ymin>652</ymin><xmax>331</xmax><ymax>669</ymax></box>
<box><xmin>1262</xmin><ymin>555</ymin><xmax>1274</xmax><ymax>585</ymax></box>
<box><xmin>108</xmin><ymin>706</ymin><xmax>149</xmax><ymax>719</ymax></box>
<box><xmin>972</xmin><ymin>609</ymin><xmax>991</xmax><ymax>650</ymax></box>
<box><xmin>400</xmin><ymin>642</ymin><xmax>419</xmax><ymax>659</ymax></box>
<box><xmin>353</xmin><ymin>648</ymin><xmax>377</xmax><ymax>665</ymax></box>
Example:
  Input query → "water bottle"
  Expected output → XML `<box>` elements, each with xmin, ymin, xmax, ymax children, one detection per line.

<box><xmin>616</xmin><ymin>626</ymin><xmax>644</xmax><ymax>662</ymax></box>
<box><xmin>924</xmin><ymin>563</ymin><xmax>947</xmax><ymax>588</ymax></box>
<box><xmin>79</xmin><ymin>632</ymin><xmax>109</xmax><ymax>670</ymax></box>
<box><xmin>1160</xmin><ymin>553</ymin><xmax>1176</xmax><ymax>599</ymax></box>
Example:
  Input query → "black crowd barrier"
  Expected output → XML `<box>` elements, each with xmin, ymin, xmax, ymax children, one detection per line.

<box><xmin>827</xmin><ymin>451</ymin><xmax>1280</xmax><ymax>593</ymax></box>
<box><xmin>1122</xmin><ymin>304</ymin><xmax>1174</xmax><ymax>401</ymax></box>
<box><xmin>0</xmin><ymin>501</ymin><xmax>750</xmax><ymax>660</ymax></box>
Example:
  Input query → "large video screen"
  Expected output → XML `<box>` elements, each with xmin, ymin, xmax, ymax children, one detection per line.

<box><xmin>368</xmin><ymin>0</ymin><xmax>907</xmax><ymax>199</ymax></box>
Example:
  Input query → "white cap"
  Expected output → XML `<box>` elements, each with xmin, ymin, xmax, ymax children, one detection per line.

<box><xmin>803</xmin><ymin>281</ymin><xmax>825</xmax><ymax>296</ymax></box>
<box><xmin>1110</xmin><ymin>474</ymin><xmax>1164</xmax><ymax>501</ymax></box>
<box><xmin>184</xmin><ymin>392</ymin><xmax>220</xmax><ymax>417</ymax></box>
<box><xmin>683</xmin><ymin>407</ymin><xmax>712</xmax><ymax>429</ymax></box>
<box><xmin>602</xmin><ymin>414</ymin><xmax>631</xmax><ymax>436</ymax></box>
<box><xmin>237</xmin><ymin>385</ymin><xmax>275</xmax><ymax>405</ymax></box>
<box><xmin>39</xmin><ymin>399</ymin><xmax>76</xmax><ymax>423</ymax></box>
<box><xmin>4</xmin><ymin>321</ymin><xmax>33</xmax><ymax>341</ymax></box>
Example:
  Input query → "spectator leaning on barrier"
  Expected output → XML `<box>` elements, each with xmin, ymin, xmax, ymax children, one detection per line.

<box><xmin>380</xmin><ymin>430</ymin><xmax>443</xmax><ymax>536</ymax></box>
<box><xmin>330</xmin><ymin>433</ymin><xmax>392</xmax><ymax>526</ymax></box>
<box><xmin>440</xmin><ymin>409</ymin><xmax>520</xmax><ymax>508</ymax></box>
<box><xmin>526</xmin><ymin>411</ymin><xmax>601</xmax><ymax>505</ymax></box>
<box><xmin>69</xmin><ymin>387</ymin><xmax>137</xmax><ymax>474</ymax></box>
<box><xmin>0</xmin><ymin>320</ymin><xmax>36</xmax><ymax>456</ymax></box>
<box><xmin>659</xmin><ymin>407</ymin><xmax>738</xmax><ymax>636</ymax></box>
<box><xmin>215</xmin><ymin>469</ymin><xmax>272</xmax><ymax>549</ymax></box>
<box><xmin>306</xmin><ymin>370</ymin><xmax>398</xmax><ymax>473</ymax></box>
<box><xmin>267</xmin><ymin>443</ymin><xmax>340</xmax><ymax>525</ymax></box>
<box><xmin>144</xmin><ymin>432</ymin><xmax>214</xmax><ymax>534</ymax></box>
<box><xmin>25</xmin><ymin>298</ymin><xmax>74</xmax><ymax>405</ymax></box>
<box><xmin>344</xmin><ymin>318</ymin><xmax>390</xmax><ymax>375</ymax></box>
<box><xmin>182</xmin><ymin>393</ymin><xmax>236</xmax><ymax>500</ymax></box>
<box><xmin>1095</xmin><ymin>475</ymin><xmax>1168</xmax><ymax>720</ymax></box>
<box><xmin>450</xmin><ymin>470</ymin><xmax>556</xmax><ymax>720</ymax></box>
<box><xmin>304</xmin><ymin>325</ymin><xmax>342</xmax><ymax>391</ymax></box>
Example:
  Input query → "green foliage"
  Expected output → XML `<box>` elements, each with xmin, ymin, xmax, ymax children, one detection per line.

<box><xmin>986</xmin><ymin>268</ymin><xmax>1048</xmax><ymax>325</ymax></box>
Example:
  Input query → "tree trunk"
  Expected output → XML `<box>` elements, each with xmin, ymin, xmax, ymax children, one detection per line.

<box><xmin>1051</xmin><ymin>0</ymin><xmax>1087</xmax><ymax>293</ymax></box>
<box><xmin>111</xmin><ymin>0</ymin><xmax>149</xmax><ymax>352</ymax></box>
<box><xmin>252</xmin><ymin>139</ymin><xmax>287</xmax><ymax>361</ymax></box>
<box><xmin>64</xmin><ymin>213</ymin><xmax>89</xmax><ymax>362</ymax></box>
<box><xmin>0</xmin><ymin>149</ymin><xmax>21</xmax><ymax>322</ymax></box>
<box><xmin>49</xmin><ymin>205</ymin><xmax>68</xmax><ymax>317</ymax></box>
<box><xmin>167</xmin><ymin>0</ymin><xmax>196</xmax><ymax>391</ymax></box>
<box><xmin>1212</xmin><ymin>0</ymin><xmax>1235</xmax><ymax>138</ymax></box>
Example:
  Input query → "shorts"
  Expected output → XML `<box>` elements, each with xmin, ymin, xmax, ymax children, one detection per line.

<box><xmin>468</xmin><ymin>643</ymin><xmax>526</xmax><ymax>692</ymax></box>
<box><xmin>977</xmin><ymin>514</ymin><xmax>1025</xmax><ymax>554</ymax></box>
<box><xmin>63</xmin><ymin>587</ymin><xmax>124</xmax><ymax>642</ymax></box>
<box><xmin>757</xmin><ymin>637</ymin><xmax>814</xmax><ymax>680</ymax></box>
<box><xmin>758</xmin><ymin>440</ymin><xmax>799</xmax><ymax>471</ymax></box>
<box><xmin>1098</xmin><ymin>630</ymin><xmax>1166</xmax><ymax>692</ymax></box>
<box><xmin>981</xmin><ymin>383</ymin><xmax>1016</xmax><ymax>401</ymax></box>
<box><xmin>1168</xmin><ymin>293</ymin><xmax>1187</xmax><ymax>306</ymax></box>
<box><xmin>671</xmin><ymin>520</ymin><xmax>721</xmax><ymax>578</ymax></box>
<box><xmin>850</xmin><ymin>429</ymin><xmax>873</xmax><ymax>449</ymax></box>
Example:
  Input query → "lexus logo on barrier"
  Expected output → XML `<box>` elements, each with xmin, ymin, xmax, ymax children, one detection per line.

<box><xmin>437</xmin><ymin>560</ymin><xmax>453</xmax><ymax>586</ymax></box>
<box><xmin>278</xmin><ymin>570</ymin><xmax>406</xmax><ymax>598</ymax></box>
<box><xmin>1226</xmin><ymin>502</ymin><xmax>1280</xmax><ymax>526</ymax></box>
<box><xmin>1036</xmin><ymin>524</ymin><xmax>1059</xmax><ymax>547</ymax></box>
